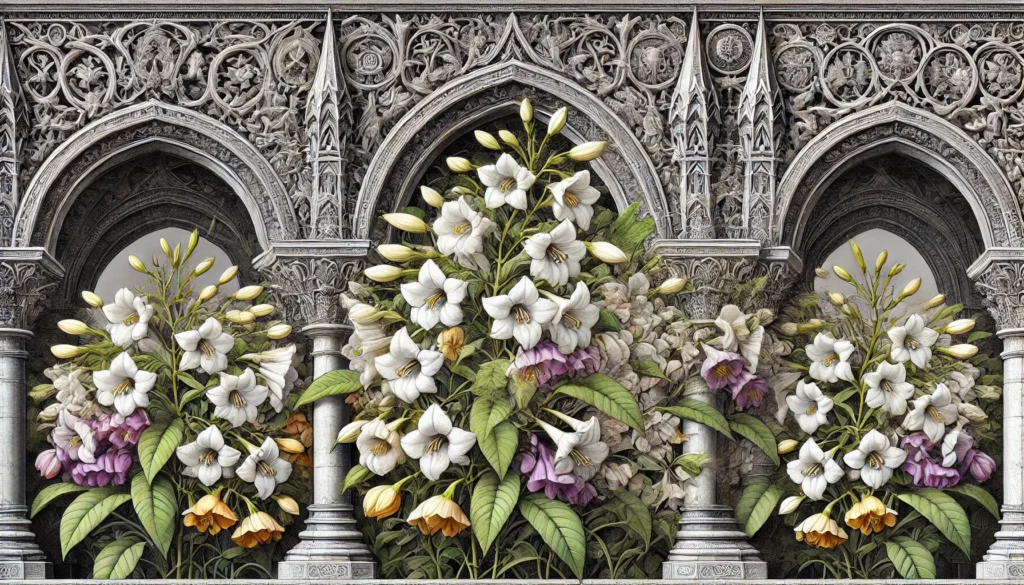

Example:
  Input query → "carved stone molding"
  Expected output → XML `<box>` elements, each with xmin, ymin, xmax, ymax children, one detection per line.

<box><xmin>253</xmin><ymin>240</ymin><xmax>370</xmax><ymax>327</ymax></box>
<box><xmin>0</xmin><ymin>247</ymin><xmax>63</xmax><ymax>330</ymax></box>
<box><xmin>653</xmin><ymin>239</ymin><xmax>760</xmax><ymax>319</ymax></box>
<box><xmin>754</xmin><ymin>245</ymin><xmax>803</xmax><ymax>312</ymax></box>
<box><xmin>0</xmin><ymin>24</ymin><xmax>28</xmax><ymax>247</ymax></box>
<box><xmin>968</xmin><ymin>248</ymin><xmax>1024</xmax><ymax>331</ymax></box>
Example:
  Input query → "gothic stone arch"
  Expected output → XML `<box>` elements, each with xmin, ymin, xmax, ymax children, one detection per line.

<box><xmin>353</xmin><ymin>60</ymin><xmax>670</xmax><ymax>242</ymax></box>
<box><xmin>13</xmin><ymin>100</ymin><xmax>299</xmax><ymax>251</ymax></box>
<box><xmin>775</xmin><ymin>101</ymin><xmax>1023</xmax><ymax>251</ymax></box>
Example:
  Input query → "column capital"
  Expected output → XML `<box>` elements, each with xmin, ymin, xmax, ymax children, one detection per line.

<box><xmin>753</xmin><ymin>246</ymin><xmax>804</xmax><ymax>313</ymax></box>
<box><xmin>653</xmin><ymin>239</ymin><xmax>760</xmax><ymax>319</ymax></box>
<box><xmin>0</xmin><ymin>248</ymin><xmax>64</xmax><ymax>330</ymax></box>
<box><xmin>967</xmin><ymin>248</ymin><xmax>1024</xmax><ymax>331</ymax></box>
<box><xmin>254</xmin><ymin>240</ymin><xmax>370</xmax><ymax>328</ymax></box>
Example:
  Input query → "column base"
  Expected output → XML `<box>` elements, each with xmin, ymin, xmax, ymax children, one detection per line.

<box><xmin>0</xmin><ymin>561</ymin><xmax>50</xmax><ymax>580</ymax></box>
<box><xmin>662</xmin><ymin>506</ymin><xmax>767</xmax><ymax>580</ymax></box>
<box><xmin>977</xmin><ymin>508</ymin><xmax>1024</xmax><ymax>578</ymax></box>
<box><xmin>277</xmin><ymin>504</ymin><xmax>376</xmax><ymax>580</ymax></box>
<box><xmin>278</xmin><ymin>560</ymin><xmax>376</xmax><ymax>580</ymax></box>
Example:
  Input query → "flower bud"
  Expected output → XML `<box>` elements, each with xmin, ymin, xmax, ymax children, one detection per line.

<box><xmin>274</xmin><ymin>438</ymin><xmax>306</xmax><ymax>454</ymax></box>
<box><xmin>474</xmin><ymin>130</ymin><xmax>501</xmax><ymax>150</ymax></box>
<box><xmin>814</xmin><ymin>268</ymin><xmax>828</xmax><ymax>279</ymax></box>
<box><xmin>194</xmin><ymin>257</ymin><xmax>215</xmax><ymax>276</ymax></box>
<box><xmin>382</xmin><ymin>213</ymin><xmax>429</xmax><ymax>234</ymax></box>
<box><xmin>199</xmin><ymin>285</ymin><xmax>218</xmax><ymax>302</ymax></box>
<box><xmin>160</xmin><ymin>238</ymin><xmax>172</xmax><ymax>258</ymax></box>
<box><xmin>186</xmin><ymin>230</ymin><xmax>199</xmax><ymax>259</ymax></box>
<box><xmin>927</xmin><ymin>294</ymin><xmax>946</xmax><ymax>308</ymax></box>
<box><xmin>587</xmin><ymin>241</ymin><xmax>628</xmax><ymax>264</ymax></box>
<box><xmin>828</xmin><ymin>292</ymin><xmax>846</xmax><ymax>306</ymax></box>
<box><xmin>226</xmin><ymin>310</ymin><xmax>256</xmax><ymax>324</ymax></box>
<box><xmin>379</xmin><ymin>394</ymin><xmax>399</xmax><ymax>408</ymax></box>
<box><xmin>439</xmin><ymin>326</ymin><xmax>465</xmax><ymax>361</ymax></box>
<box><xmin>899</xmin><ymin>278</ymin><xmax>921</xmax><ymax>298</ymax></box>
<box><xmin>172</xmin><ymin>243</ymin><xmax>181</xmax><ymax>267</ymax></box>
<box><xmin>446</xmin><ymin>157</ymin><xmax>474</xmax><ymax>173</ymax></box>
<box><xmin>958</xmin><ymin>402</ymin><xmax>988</xmax><ymax>424</ymax></box>
<box><xmin>778</xmin><ymin>439</ymin><xmax>799</xmax><ymax>454</ymax></box>
<box><xmin>363</xmin><ymin>484</ymin><xmax>401</xmax><ymax>520</ymax></box>
<box><xmin>250</xmin><ymin>304</ymin><xmax>275</xmax><ymax>317</ymax></box>
<box><xmin>655</xmin><ymin>277</ymin><xmax>687</xmax><ymax>295</ymax></box>
<box><xmin>779</xmin><ymin>323</ymin><xmax>799</xmax><ymax>335</ymax></box>
<box><xmin>499</xmin><ymin>130</ymin><xmax>520</xmax><ymax>147</ymax></box>
<box><xmin>218</xmin><ymin>266</ymin><xmax>238</xmax><ymax>285</ymax></box>
<box><xmin>273</xmin><ymin>494</ymin><xmax>300</xmax><ymax>516</ymax></box>
<box><xmin>939</xmin><ymin>344</ymin><xmax>978</xmax><ymax>359</ymax></box>
<box><xmin>945</xmin><ymin>319</ymin><xmax>976</xmax><ymax>335</ymax></box>
<box><xmin>450</xmin><ymin>185</ymin><xmax>475</xmax><ymax>196</ymax></box>
<box><xmin>568</xmin><ymin>141</ymin><xmax>607</xmax><ymax>161</ymax></box>
<box><xmin>520</xmin><ymin>98</ymin><xmax>533</xmax><ymax>123</ymax></box>
<box><xmin>875</xmin><ymin>250</ymin><xmax>888</xmax><ymax>274</ymax></box>
<box><xmin>779</xmin><ymin>495</ymin><xmax>805</xmax><ymax>515</ymax></box>
<box><xmin>267</xmin><ymin>324</ymin><xmax>292</xmax><ymax>339</ymax></box>
<box><xmin>850</xmin><ymin>241</ymin><xmax>866</xmax><ymax>273</ymax></box>
<box><xmin>58</xmin><ymin>320</ymin><xmax>90</xmax><ymax>336</ymax></box>
<box><xmin>82</xmin><ymin>290</ymin><xmax>103</xmax><ymax>308</ymax></box>
<box><xmin>832</xmin><ymin>265</ymin><xmax>853</xmax><ymax>282</ymax></box>
<box><xmin>377</xmin><ymin>244</ymin><xmax>422</xmax><ymax>263</ymax></box>
<box><xmin>420</xmin><ymin>186</ymin><xmax>444</xmax><ymax>208</ymax></box>
<box><xmin>128</xmin><ymin>255</ymin><xmax>147</xmax><ymax>273</ymax></box>
<box><xmin>51</xmin><ymin>344</ymin><xmax>86</xmax><ymax>359</ymax></box>
<box><xmin>365</xmin><ymin>265</ymin><xmax>404</xmax><ymax>282</ymax></box>
<box><xmin>234</xmin><ymin>285</ymin><xmax>264</xmax><ymax>301</ymax></box>
<box><xmin>337</xmin><ymin>420</ymin><xmax>368</xmax><ymax>443</ymax></box>
<box><xmin>889</xmin><ymin>263</ymin><xmax>905</xmax><ymax>277</ymax></box>
<box><xmin>547</xmin><ymin>107</ymin><xmax>567</xmax><ymax>136</ymax></box>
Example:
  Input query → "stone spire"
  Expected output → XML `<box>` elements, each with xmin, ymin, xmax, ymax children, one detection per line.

<box><xmin>737</xmin><ymin>11</ymin><xmax>784</xmax><ymax>244</ymax></box>
<box><xmin>0</xmin><ymin>20</ymin><xmax>25</xmax><ymax>246</ymax></box>
<box><xmin>668</xmin><ymin>9</ymin><xmax>720</xmax><ymax>239</ymax></box>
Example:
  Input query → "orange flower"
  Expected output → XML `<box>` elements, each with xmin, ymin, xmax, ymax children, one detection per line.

<box><xmin>231</xmin><ymin>511</ymin><xmax>286</xmax><ymax>549</ymax></box>
<box><xmin>282</xmin><ymin>413</ymin><xmax>313</xmax><ymax>467</ymax></box>
<box><xmin>408</xmin><ymin>495</ymin><xmax>470</xmax><ymax>537</ymax></box>
<box><xmin>795</xmin><ymin>513</ymin><xmax>848</xmax><ymax>549</ymax></box>
<box><xmin>844</xmin><ymin>494</ymin><xmax>898</xmax><ymax>535</ymax></box>
<box><xmin>364</xmin><ymin>485</ymin><xmax>402</xmax><ymax>520</ymax></box>
<box><xmin>182</xmin><ymin>493</ymin><xmax>238</xmax><ymax>536</ymax></box>
<box><xmin>438</xmin><ymin>327</ymin><xmax>465</xmax><ymax>361</ymax></box>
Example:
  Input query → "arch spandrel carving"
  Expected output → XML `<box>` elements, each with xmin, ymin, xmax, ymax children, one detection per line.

<box><xmin>353</xmin><ymin>60</ymin><xmax>670</xmax><ymax>242</ymax></box>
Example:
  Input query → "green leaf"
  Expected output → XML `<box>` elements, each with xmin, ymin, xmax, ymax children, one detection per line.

<box><xmin>728</xmin><ymin>413</ymin><xmax>780</xmax><ymax>466</ymax></box>
<box><xmin>295</xmin><ymin>369</ymin><xmax>361</xmax><ymax>407</ymax></box>
<box><xmin>470</xmin><ymin>471</ymin><xmax>520</xmax><ymax>554</ymax></box>
<box><xmin>613</xmin><ymin>489</ymin><xmax>651</xmax><ymax>548</ymax></box>
<box><xmin>177</xmin><ymin>372</ymin><xmax>206</xmax><ymax>391</ymax></box>
<box><xmin>734</xmin><ymin>480</ymin><xmax>771</xmax><ymax>528</ymax></box>
<box><xmin>138</xmin><ymin>419</ymin><xmax>185</xmax><ymax>483</ymax></box>
<box><xmin>92</xmin><ymin>538</ymin><xmax>145</xmax><ymax>579</ymax></box>
<box><xmin>179</xmin><ymin>385</ymin><xmax>207</xmax><ymax>407</ymax></box>
<box><xmin>630</xmin><ymin>360</ymin><xmax>669</xmax><ymax>380</ymax></box>
<box><xmin>556</xmin><ymin>374</ymin><xmax>644</xmax><ymax>434</ymax></box>
<box><xmin>518</xmin><ymin>494</ymin><xmax>586</xmax><ymax>579</ymax></box>
<box><xmin>609</xmin><ymin>202</ymin><xmax>655</xmax><ymax>253</ymax></box>
<box><xmin>885</xmin><ymin>536</ymin><xmax>936</xmax><ymax>579</ymax></box>
<box><xmin>60</xmin><ymin>489</ymin><xmax>132</xmax><ymax>558</ymax></box>
<box><xmin>672</xmin><ymin>452</ymin><xmax>709</xmax><ymax>477</ymax></box>
<box><xmin>968</xmin><ymin>331</ymin><xmax>993</xmax><ymax>343</ymax></box>
<box><xmin>131</xmin><ymin>473</ymin><xmax>176</xmax><ymax>556</ymax></box>
<box><xmin>470</xmin><ymin>395</ymin><xmax>518</xmax><ymax>478</ymax></box>
<box><xmin>470</xmin><ymin>359</ymin><xmax>512</xmax><ymax>397</ymax></box>
<box><xmin>31</xmin><ymin>483</ymin><xmax>89</xmax><ymax>518</ymax></box>
<box><xmin>343</xmin><ymin>465</ymin><xmax>374</xmax><ymax>493</ymax></box>
<box><xmin>596</xmin><ymin>309</ymin><xmax>623</xmax><ymax>332</ymax></box>
<box><xmin>898</xmin><ymin>489</ymin><xmax>971</xmax><ymax>555</ymax></box>
<box><xmin>950</xmin><ymin>484</ymin><xmax>1001</xmax><ymax>519</ymax></box>
<box><xmin>741</xmin><ymin>483</ymin><xmax>780</xmax><ymax>538</ymax></box>
<box><xmin>659</xmin><ymin>399</ymin><xmax>734</xmax><ymax>440</ymax></box>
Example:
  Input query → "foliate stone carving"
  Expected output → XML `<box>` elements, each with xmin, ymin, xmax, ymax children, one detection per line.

<box><xmin>737</xmin><ymin>14</ymin><xmax>784</xmax><ymax>245</ymax></box>
<box><xmin>668</xmin><ymin>13</ymin><xmax>720</xmax><ymax>239</ymax></box>
<box><xmin>706</xmin><ymin>24</ymin><xmax>753</xmax><ymax>76</ymax></box>
<box><xmin>968</xmin><ymin>249</ymin><xmax>1024</xmax><ymax>331</ymax></box>
<box><xmin>753</xmin><ymin>246</ymin><xmax>803</xmax><ymax>313</ymax></box>
<box><xmin>653</xmin><ymin>239</ymin><xmax>760</xmax><ymax>320</ymax></box>
<box><xmin>254</xmin><ymin>241</ymin><xmax>369</xmax><ymax>327</ymax></box>
<box><xmin>0</xmin><ymin>25</ymin><xmax>27</xmax><ymax>247</ymax></box>
<box><xmin>0</xmin><ymin>248</ymin><xmax>62</xmax><ymax>329</ymax></box>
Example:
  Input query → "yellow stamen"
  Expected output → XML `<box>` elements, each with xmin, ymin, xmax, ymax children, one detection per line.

<box><xmin>562</xmin><ymin>312</ymin><xmax>581</xmax><ymax>329</ymax></box>
<box><xmin>499</xmin><ymin>177</ymin><xmax>516</xmax><ymax>192</ymax></box>
<box><xmin>570</xmin><ymin>448</ymin><xmax>592</xmax><ymax>466</ymax></box>
<box><xmin>425</xmin><ymin>292</ymin><xmax>445</xmax><ymax>309</ymax></box>
<box><xmin>199</xmin><ymin>339</ymin><xmax>216</xmax><ymax>359</ymax></box>
<box><xmin>564</xmin><ymin>192</ymin><xmax>579</xmax><ymax>208</ymax></box>
<box><xmin>822</xmin><ymin>353</ymin><xmax>839</xmax><ymax>366</ymax></box>
<box><xmin>426</xmin><ymin>436</ymin><xmax>445</xmax><ymax>453</ymax></box>
<box><xmin>452</xmin><ymin>222</ymin><xmax>472</xmax><ymax>235</ymax></box>
<box><xmin>546</xmin><ymin>246</ymin><xmax>568</xmax><ymax>263</ymax></box>
<box><xmin>200</xmin><ymin>449</ymin><xmax>217</xmax><ymax>465</ymax></box>
<box><xmin>229</xmin><ymin>390</ymin><xmax>246</xmax><ymax>407</ymax></box>
<box><xmin>803</xmin><ymin>463</ymin><xmax>822</xmax><ymax>477</ymax></box>
<box><xmin>927</xmin><ymin>406</ymin><xmax>944</xmax><ymax>423</ymax></box>
<box><xmin>70</xmin><ymin>436</ymin><xmax>82</xmax><ymax>448</ymax></box>
<box><xmin>907</xmin><ymin>338</ymin><xmax>920</xmax><ymax>350</ymax></box>
<box><xmin>369</xmin><ymin>440</ymin><xmax>390</xmax><ymax>456</ymax></box>
<box><xmin>257</xmin><ymin>460</ymin><xmax>277</xmax><ymax>476</ymax></box>
<box><xmin>868</xmin><ymin>451</ymin><xmax>885</xmax><ymax>469</ymax></box>
<box><xmin>123</xmin><ymin>312</ymin><xmax>140</xmax><ymax>325</ymax></box>
<box><xmin>513</xmin><ymin>305</ymin><xmax>531</xmax><ymax>324</ymax></box>
<box><xmin>113</xmin><ymin>378</ymin><xmax>135</xmax><ymax>396</ymax></box>
<box><xmin>806</xmin><ymin>403</ymin><xmax>818</xmax><ymax>415</ymax></box>
<box><xmin>881</xmin><ymin>380</ymin><xmax>893</xmax><ymax>393</ymax></box>
<box><xmin>396</xmin><ymin>361</ymin><xmax>417</xmax><ymax>377</ymax></box>
<box><xmin>713</xmin><ymin>364</ymin><xmax>730</xmax><ymax>379</ymax></box>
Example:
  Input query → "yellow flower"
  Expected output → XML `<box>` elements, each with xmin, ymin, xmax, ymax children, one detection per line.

<box><xmin>194</xmin><ymin>257</ymin><xmax>215</xmax><ymax>276</ymax></box>
<box><xmin>58</xmin><ymin>320</ymin><xmax>90</xmax><ymax>335</ymax></box>
<box><xmin>777</xmin><ymin>439</ymin><xmax>798</xmax><ymax>455</ymax></box>
<box><xmin>567</xmin><ymin>141</ymin><xmax>607</xmax><ymax>161</ymax></box>
<box><xmin>231</xmin><ymin>511</ymin><xmax>285</xmax><ymax>548</ymax></box>
<box><xmin>267</xmin><ymin>324</ymin><xmax>292</xmax><ymax>339</ymax></box>
<box><xmin>364</xmin><ymin>485</ymin><xmax>402</xmax><ymax>520</ymax></box>
<box><xmin>183</xmin><ymin>493</ymin><xmax>238</xmax><ymax>536</ymax></box>
<box><xmin>474</xmin><ymin>130</ymin><xmax>500</xmax><ymax>150</ymax></box>
<box><xmin>795</xmin><ymin>513</ymin><xmax>848</xmax><ymax>549</ymax></box>
<box><xmin>408</xmin><ymin>495</ymin><xmax>471</xmax><ymax>537</ymax></box>
<box><xmin>382</xmin><ymin>213</ymin><xmax>429</xmax><ymax>234</ymax></box>
<box><xmin>438</xmin><ymin>327</ymin><xmax>465</xmax><ymax>361</ymax></box>
<box><xmin>844</xmin><ymin>494</ymin><xmax>897</xmax><ymax>536</ymax></box>
<box><xmin>420</xmin><ymin>186</ymin><xmax>444</xmax><ymax>208</ymax></box>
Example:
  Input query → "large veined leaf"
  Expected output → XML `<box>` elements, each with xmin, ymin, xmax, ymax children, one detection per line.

<box><xmin>31</xmin><ymin>483</ymin><xmax>89</xmax><ymax>518</ymax></box>
<box><xmin>630</xmin><ymin>360</ymin><xmax>669</xmax><ymax>380</ymax></box>
<box><xmin>469</xmin><ymin>359</ymin><xmax>512</xmax><ymax>397</ymax></box>
<box><xmin>470</xmin><ymin>396</ymin><xmax>518</xmax><ymax>478</ymax></box>
<box><xmin>672</xmin><ymin>453</ymin><xmax>709</xmax><ymax>477</ymax></box>
<box><xmin>609</xmin><ymin>202</ymin><xmax>655</xmax><ymax>253</ymax></box>
<box><xmin>131</xmin><ymin>473</ymin><xmax>176</xmax><ymax>556</ymax></box>
<box><xmin>518</xmin><ymin>494</ymin><xmax>586</xmax><ymax>579</ymax></box>
<box><xmin>734</xmin><ymin>480</ymin><xmax>771</xmax><ymax>528</ymax></box>
<box><xmin>885</xmin><ymin>536</ymin><xmax>936</xmax><ymax>579</ymax></box>
<box><xmin>728</xmin><ymin>413</ymin><xmax>780</xmax><ymax>466</ymax></box>
<box><xmin>658</xmin><ymin>399</ymin><xmax>734</xmax><ymax>440</ymax></box>
<box><xmin>295</xmin><ymin>369</ymin><xmax>361</xmax><ymax>407</ymax></box>
<box><xmin>470</xmin><ymin>471</ymin><xmax>520</xmax><ymax>554</ymax></box>
<box><xmin>93</xmin><ymin>538</ymin><xmax>145</xmax><ymax>579</ymax></box>
<box><xmin>741</xmin><ymin>483</ymin><xmax>780</xmax><ymax>538</ymax></box>
<box><xmin>950</xmin><ymin>484</ymin><xmax>1001</xmax><ymax>519</ymax></box>
<box><xmin>555</xmin><ymin>374</ymin><xmax>644</xmax><ymax>433</ymax></box>
<box><xmin>898</xmin><ymin>489</ymin><xmax>971</xmax><ymax>555</ymax></box>
<box><xmin>138</xmin><ymin>419</ymin><xmax>185</xmax><ymax>483</ymax></box>
<box><xmin>613</xmin><ymin>489</ymin><xmax>651</xmax><ymax>548</ymax></box>
<box><xmin>60</xmin><ymin>489</ymin><xmax>131</xmax><ymax>558</ymax></box>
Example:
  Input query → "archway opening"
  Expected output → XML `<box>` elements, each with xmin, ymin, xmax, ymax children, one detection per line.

<box><xmin>814</xmin><ymin>228</ymin><xmax>939</xmax><ymax>301</ymax></box>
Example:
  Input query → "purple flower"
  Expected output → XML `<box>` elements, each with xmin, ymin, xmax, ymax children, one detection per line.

<box><xmin>71</xmin><ymin>448</ymin><xmax>133</xmax><ymax>487</ymax></box>
<box><xmin>959</xmin><ymin>449</ymin><xmax>996</xmax><ymax>483</ymax></box>
<box><xmin>109</xmin><ymin>411</ymin><xmax>151</xmax><ymax>449</ymax></box>
<box><xmin>88</xmin><ymin>411</ymin><xmax>119</xmax><ymax>443</ymax></box>
<box><xmin>901</xmin><ymin>433</ymin><xmax>961</xmax><ymax>488</ymax></box>
<box><xmin>510</xmin><ymin>341</ymin><xmax>600</xmax><ymax>390</ymax></box>
<box><xmin>700</xmin><ymin>346</ymin><xmax>745</xmax><ymax>390</ymax></box>
<box><xmin>35</xmin><ymin>449</ymin><xmax>62</xmax><ymax>479</ymax></box>
<box><xmin>51</xmin><ymin>411</ymin><xmax>97</xmax><ymax>464</ymax></box>
<box><xmin>730</xmin><ymin>372</ymin><xmax>768</xmax><ymax>409</ymax></box>
<box><xmin>519</xmin><ymin>434</ymin><xmax>596</xmax><ymax>506</ymax></box>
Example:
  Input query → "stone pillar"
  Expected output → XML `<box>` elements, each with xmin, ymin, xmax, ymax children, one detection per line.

<box><xmin>656</xmin><ymin>240</ymin><xmax>767</xmax><ymax>580</ymax></box>
<box><xmin>0</xmin><ymin>248</ymin><xmax>62</xmax><ymax>579</ymax></box>
<box><xmin>970</xmin><ymin>249</ymin><xmax>1024</xmax><ymax>579</ymax></box>
<box><xmin>254</xmin><ymin>241</ymin><xmax>376</xmax><ymax>580</ymax></box>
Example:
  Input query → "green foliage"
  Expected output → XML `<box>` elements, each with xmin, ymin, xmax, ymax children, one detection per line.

<box><xmin>470</xmin><ymin>396</ymin><xmax>518</xmax><ymax>478</ymax></box>
<box><xmin>137</xmin><ymin>420</ymin><xmax>185</xmax><ymax>484</ymax></box>
<box><xmin>658</xmin><ymin>400</ymin><xmax>734</xmax><ymax>440</ymax></box>
<box><xmin>554</xmin><ymin>374</ymin><xmax>644</xmax><ymax>434</ymax></box>
<box><xmin>295</xmin><ymin>369</ymin><xmax>361</xmax><ymax>407</ymax></box>
<box><xmin>885</xmin><ymin>537</ymin><xmax>936</xmax><ymax>579</ymax></box>
<box><xmin>130</xmin><ymin>473</ymin><xmax>176</xmax><ymax>556</ymax></box>
<box><xmin>92</xmin><ymin>538</ymin><xmax>146</xmax><ymax>579</ymax></box>
<box><xmin>60</xmin><ymin>489</ymin><xmax>132</xmax><ymax>558</ymax></box>
<box><xmin>518</xmin><ymin>494</ymin><xmax>587</xmax><ymax>579</ymax></box>
<box><xmin>728</xmin><ymin>413</ymin><xmax>780</xmax><ymax>466</ymax></box>
<box><xmin>897</xmin><ymin>490</ymin><xmax>972</xmax><ymax>555</ymax></box>
<box><xmin>470</xmin><ymin>471</ymin><xmax>520</xmax><ymax>554</ymax></box>
<box><xmin>30</xmin><ymin>483</ymin><xmax>89</xmax><ymax>518</ymax></box>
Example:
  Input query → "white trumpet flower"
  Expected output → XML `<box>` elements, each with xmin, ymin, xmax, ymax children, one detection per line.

<box><xmin>538</xmin><ymin>414</ymin><xmax>609</xmax><ymax>481</ymax></box>
<box><xmin>94</xmin><ymin>353</ymin><xmax>157</xmax><ymax>417</ymax></box>
<box><xmin>843</xmin><ymin>429</ymin><xmax>907</xmax><ymax>489</ymax></box>
<box><xmin>207</xmin><ymin>369</ymin><xmax>268</xmax><ymax>428</ymax></box>
<box><xmin>176</xmin><ymin>426</ymin><xmax>242</xmax><ymax>486</ymax></box>
<box><xmin>433</xmin><ymin>198</ymin><xmax>495</xmax><ymax>271</ymax></box>
<box><xmin>478</xmin><ymin>153</ymin><xmax>536</xmax><ymax>210</ymax></box>
<box><xmin>375</xmin><ymin>328</ymin><xmax>444</xmax><ymax>403</ymax></box>
<box><xmin>175</xmin><ymin>317</ymin><xmax>235</xmax><ymax>375</ymax></box>
<box><xmin>805</xmin><ymin>333</ymin><xmax>855</xmax><ymax>383</ymax></box>
<box><xmin>548</xmin><ymin>282</ymin><xmax>601</xmax><ymax>354</ymax></box>
<box><xmin>401</xmin><ymin>260</ymin><xmax>468</xmax><ymax>330</ymax></box>
<box><xmin>400</xmin><ymin>404</ymin><xmax>477</xmax><ymax>480</ymax></box>
<box><xmin>903</xmin><ymin>383</ymin><xmax>958</xmax><ymax>443</ymax></box>
<box><xmin>786</xmin><ymin>381</ymin><xmax>833</xmax><ymax>435</ymax></box>
<box><xmin>864</xmin><ymin>361</ymin><xmax>915</xmax><ymax>415</ymax></box>
<box><xmin>236</xmin><ymin>437</ymin><xmax>292</xmax><ymax>500</ymax></box>
<box><xmin>102</xmin><ymin>288</ymin><xmax>155</xmax><ymax>348</ymax></box>
<box><xmin>787</xmin><ymin>439</ymin><xmax>843</xmax><ymax>500</ymax></box>
<box><xmin>356</xmin><ymin>419</ymin><xmax>405</xmax><ymax>476</ymax></box>
<box><xmin>483</xmin><ymin>277</ymin><xmax>558</xmax><ymax>349</ymax></box>
<box><xmin>888</xmin><ymin>314</ymin><xmax>939</xmax><ymax>368</ymax></box>
<box><xmin>523</xmin><ymin>220</ymin><xmax>586</xmax><ymax>286</ymax></box>
<box><xmin>550</xmin><ymin>171</ymin><xmax>601</xmax><ymax>230</ymax></box>
<box><xmin>241</xmin><ymin>345</ymin><xmax>297</xmax><ymax>413</ymax></box>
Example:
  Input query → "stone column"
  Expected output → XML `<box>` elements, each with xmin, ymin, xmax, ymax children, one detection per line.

<box><xmin>255</xmin><ymin>241</ymin><xmax>376</xmax><ymax>580</ymax></box>
<box><xmin>656</xmin><ymin>240</ymin><xmax>767</xmax><ymax>580</ymax></box>
<box><xmin>970</xmin><ymin>249</ymin><xmax>1024</xmax><ymax>579</ymax></box>
<box><xmin>0</xmin><ymin>248</ymin><xmax>63</xmax><ymax>579</ymax></box>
